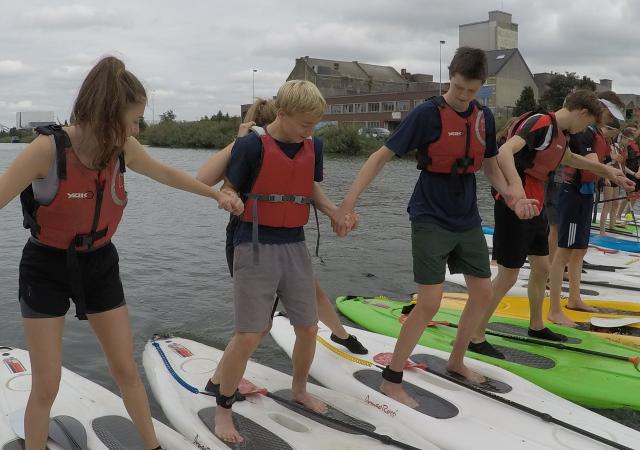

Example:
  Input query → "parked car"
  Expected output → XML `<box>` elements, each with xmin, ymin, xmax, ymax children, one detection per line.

<box><xmin>358</xmin><ymin>127</ymin><xmax>390</xmax><ymax>138</ymax></box>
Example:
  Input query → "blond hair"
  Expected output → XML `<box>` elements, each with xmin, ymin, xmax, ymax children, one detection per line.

<box><xmin>275</xmin><ymin>80</ymin><xmax>326</xmax><ymax>118</ymax></box>
<box><xmin>244</xmin><ymin>98</ymin><xmax>277</xmax><ymax>127</ymax></box>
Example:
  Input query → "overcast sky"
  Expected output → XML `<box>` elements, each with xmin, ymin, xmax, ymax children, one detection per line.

<box><xmin>1</xmin><ymin>0</ymin><xmax>638</xmax><ymax>127</ymax></box>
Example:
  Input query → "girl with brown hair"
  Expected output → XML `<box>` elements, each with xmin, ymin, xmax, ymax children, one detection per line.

<box><xmin>0</xmin><ymin>55</ymin><xmax>242</xmax><ymax>449</ymax></box>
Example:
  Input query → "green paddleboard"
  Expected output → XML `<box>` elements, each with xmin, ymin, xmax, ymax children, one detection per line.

<box><xmin>336</xmin><ymin>295</ymin><xmax>640</xmax><ymax>411</ymax></box>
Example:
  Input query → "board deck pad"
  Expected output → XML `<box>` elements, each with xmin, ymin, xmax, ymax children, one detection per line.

<box><xmin>271</xmin><ymin>389</ymin><xmax>376</xmax><ymax>435</ymax></box>
<box><xmin>571</xmin><ymin>306</ymin><xmax>640</xmax><ymax>317</ymax></box>
<box><xmin>410</xmin><ymin>354</ymin><xmax>512</xmax><ymax>394</ymax></box>
<box><xmin>49</xmin><ymin>415</ymin><xmax>87</xmax><ymax>450</ymax></box>
<box><xmin>353</xmin><ymin>369</ymin><xmax>459</xmax><ymax>419</ymax></box>
<box><xmin>198</xmin><ymin>407</ymin><xmax>293</xmax><ymax>450</ymax></box>
<box><xmin>92</xmin><ymin>415</ymin><xmax>145</xmax><ymax>450</ymax></box>
<box><xmin>2</xmin><ymin>440</ymin><xmax>25</xmax><ymax>450</ymax></box>
<box><xmin>487</xmin><ymin>323</ymin><xmax>581</xmax><ymax>345</ymax></box>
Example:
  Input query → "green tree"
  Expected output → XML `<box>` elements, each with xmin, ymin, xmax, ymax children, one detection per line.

<box><xmin>139</xmin><ymin>117</ymin><xmax>149</xmax><ymax>131</ymax></box>
<box><xmin>513</xmin><ymin>86</ymin><xmax>537</xmax><ymax>116</ymax></box>
<box><xmin>160</xmin><ymin>109</ymin><xmax>176</xmax><ymax>123</ymax></box>
<box><xmin>539</xmin><ymin>72</ymin><xmax>597</xmax><ymax>111</ymax></box>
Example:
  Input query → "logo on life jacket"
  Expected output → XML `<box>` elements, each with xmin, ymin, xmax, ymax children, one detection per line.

<box><xmin>448</xmin><ymin>131</ymin><xmax>464</xmax><ymax>137</ymax></box>
<box><xmin>67</xmin><ymin>191</ymin><xmax>95</xmax><ymax>200</ymax></box>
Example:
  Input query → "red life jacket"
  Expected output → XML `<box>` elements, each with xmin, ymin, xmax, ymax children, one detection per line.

<box><xmin>20</xmin><ymin>125</ymin><xmax>127</xmax><ymax>251</ymax></box>
<box><xmin>628</xmin><ymin>140</ymin><xmax>640</xmax><ymax>158</ymax></box>
<box><xmin>417</xmin><ymin>96</ymin><xmax>486</xmax><ymax>174</ymax></box>
<box><xmin>567</xmin><ymin>126</ymin><xmax>611</xmax><ymax>183</ymax></box>
<box><xmin>241</xmin><ymin>128</ymin><xmax>315</xmax><ymax>228</ymax></box>
<box><xmin>510</xmin><ymin>111</ymin><xmax>567</xmax><ymax>181</ymax></box>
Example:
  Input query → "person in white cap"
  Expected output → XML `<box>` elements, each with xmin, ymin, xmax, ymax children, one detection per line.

<box><xmin>547</xmin><ymin>91</ymin><xmax>627</xmax><ymax>325</ymax></box>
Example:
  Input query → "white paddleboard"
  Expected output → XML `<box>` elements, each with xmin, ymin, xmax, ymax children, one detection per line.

<box><xmin>143</xmin><ymin>336</ymin><xmax>437</xmax><ymax>450</ymax></box>
<box><xmin>0</xmin><ymin>346</ymin><xmax>196</xmax><ymax>450</ymax></box>
<box><xmin>270</xmin><ymin>316</ymin><xmax>640</xmax><ymax>450</ymax></box>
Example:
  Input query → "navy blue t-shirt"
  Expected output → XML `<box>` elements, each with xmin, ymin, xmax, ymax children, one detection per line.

<box><xmin>226</xmin><ymin>132</ymin><xmax>324</xmax><ymax>245</ymax></box>
<box><xmin>385</xmin><ymin>99</ymin><xmax>497</xmax><ymax>231</ymax></box>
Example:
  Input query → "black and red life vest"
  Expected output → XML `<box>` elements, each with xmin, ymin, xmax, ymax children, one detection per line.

<box><xmin>241</xmin><ymin>127</ymin><xmax>315</xmax><ymax>228</ymax></box>
<box><xmin>20</xmin><ymin>125</ymin><xmax>127</xmax><ymax>251</ymax></box>
<box><xmin>564</xmin><ymin>126</ymin><xmax>611</xmax><ymax>184</ymax></box>
<box><xmin>416</xmin><ymin>96</ymin><xmax>486</xmax><ymax>174</ymax></box>
<box><xmin>509</xmin><ymin>111</ymin><xmax>567</xmax><ymax>181</ymax></box>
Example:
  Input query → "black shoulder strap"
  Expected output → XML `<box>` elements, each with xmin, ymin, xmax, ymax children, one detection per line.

<box><xmin>36</xmin><ymin>125</ymin><xmax>70</xmax><ymax>180</ymax></box>
<box><xmin>428</xmin><ymin>95</ymin><xmax>446</xmax><ymax>108</ymax></box>
<box><xmin>118</xmin><ymin>152</ymin><xmax>126</xmax><ymax>174</ymax></box>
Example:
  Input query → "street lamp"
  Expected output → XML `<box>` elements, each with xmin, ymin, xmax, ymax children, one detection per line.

<box><xmin>150</xmin><ymin>89</ymin><xmax>156</xmax><ymax>124</ymax></box>
<box><xmin>439</xmin><ymin>40</ymin><xmax>446</xmax><ymax>95</ymax></box>
<box><xmin>252</xmin><ymin>69</ymin><xmax>258</xmax><ymax>101</ymax></box>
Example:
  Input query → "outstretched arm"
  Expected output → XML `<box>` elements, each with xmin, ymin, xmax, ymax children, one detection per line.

<box><xmin>124</xmin><ymin>137</ymin><xmax>243</xmax><ymax>214</ymax></box>
<box><xmin>0</xmin><ymin>135</ymin><xmax>52</xmax><ymax>209</ymax></box>
<box><xmin>562</xmin><ymin>150</ymin><xmax>635</xmax><ymax>191</ymax></box>
<box><xmin>195</xmin><ymin>143</ymin><xmax>233</xmax><ymax>186</ymax></box>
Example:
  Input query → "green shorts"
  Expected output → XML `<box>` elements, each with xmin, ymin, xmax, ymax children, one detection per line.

<box><xmin>411</xmin><ymin>222</ymin><xmax>491</xmax><ymax>285</ymax></box>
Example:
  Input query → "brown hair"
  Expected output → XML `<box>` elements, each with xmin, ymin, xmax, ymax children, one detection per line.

<box><xmin>563</xmin><ymin>90</ymin><xmax>603</xmax><ymax>118</ymax></box>
<box><xmin>72</xmin><ymin>56</ymin><xmax>146</xmax><ymax>169</ymax></box>
<box><xmin>244</xmin><ymin>98</ymin><xmax>277</xmax><ymax>127</ymax></box>
<box><xmin>598</xmin><ymin>90</ymin><xmax>625</xmax><ymax>111</ymax></box>
<box><xmin>448</xmin><ymin>47</ymin><xmax>488</xmax><ymax>82</ymax></box>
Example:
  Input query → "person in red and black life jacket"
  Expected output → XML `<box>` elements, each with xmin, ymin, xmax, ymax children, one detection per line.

<box><xmin>469</xmin><ymin>90</ymin><xmax>635</xmax><ymax>354</ymax></box>
<box><xmin>211</xmin><ymin>81</ymin><xmax>352</xmax><ymax>444</ymax></box>
<box><xmin>195</xmin><ymin>98</ymin><xmax>366</xmax><ymax>406</ymax></box>
<box><xmin>547</xmin><ymin>92</ymin><xmax>627</xmax><ymax>326</ymax></box>
<box><xmin>332</xmin><ymin>47</ymin><xmax>539</xmax><ymax>408</ymax></box>
<box><xmin>0</xmin><ymin>56</ymin><xmax>242</xmax><ymax>450</ymax></box>
<box><xmin>614</xmin><ymin>126</ymin><xmax>640</xmax><ymax>221</ymax></box>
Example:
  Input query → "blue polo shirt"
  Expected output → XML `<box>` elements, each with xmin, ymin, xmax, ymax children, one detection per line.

<box><xmin>385</xmin><ymin>98</ymin><xmax>497</xmax><ymax>231</ymax></box>
<box><xmin>226</xmin><ymin>132</ymin><xmax>323</xmax><ymax>245</ymax></box>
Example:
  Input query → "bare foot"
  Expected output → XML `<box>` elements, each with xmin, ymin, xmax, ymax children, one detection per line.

<box><xmin>292</xmin><ymin>391</ymin><xmax>328</xmax><ymax>413</ymax></box>
<box><xmin>547</xmin><ymin>311</ymin><xmax>577</xmax><ymax>327</ymax></box>
<box><xmin>380</xmin><ymin>380</ymin><xmax>418</xmax><ymax>408</ymax></box>
<box><xmin>446</xmin><ymin>363</ymin><xmax>486</xmax><ymax>384</ymax></box>
<box><xmin>566</xmin><ymin>300</ymin><xmax>599</xmax><ymax>313</ymax></box>
<box><xmin>214</xmin><ymin>407</ymin><xmax>243</xmax><ymax>443</ymax></box>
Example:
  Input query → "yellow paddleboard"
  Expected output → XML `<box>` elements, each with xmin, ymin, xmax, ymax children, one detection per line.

<box><xmin>438</xmin><ymin>292</ymin><xmax>640</xmax><ymax>348</ymax></box>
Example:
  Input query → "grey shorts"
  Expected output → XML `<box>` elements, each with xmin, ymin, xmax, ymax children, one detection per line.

<box><xmin>232</xmin><ymin>242</ymin><xmax>317</xmax><ymax>332</ymax></box>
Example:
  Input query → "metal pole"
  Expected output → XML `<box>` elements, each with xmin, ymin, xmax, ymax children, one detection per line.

<box><xmin>439</xmin><ymin>40</ymin><xmax>446</xmax><ymax>95</ymax></box>
<box><xmin>252</xmin><ymin>69</ymin><xmax>258</xmax><ymax>101</ymax></box>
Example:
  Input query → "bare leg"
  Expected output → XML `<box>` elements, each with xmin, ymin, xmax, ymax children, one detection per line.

<box><xmin>547</xmin><ymin>249</ymin><xmax>576</xmax><ymax>326</ymax></box>
<box><xmin>446</xmin><ymin>275</ymin><xmax>491</xmax><ymax>382</ymax></box>
<box><xmin>380</xmin><ymin>283</ymin><xmax>442</xmax><ymax>408</ymax></box>
<box><xmin>23</xmin><ymin>317</ymin><xmax>65</xmax><ymax>450</ymax></box>
<box><xmin>527</xmin><ymin>255</ymin><xmax>550</xmax><ymax>331</ymax></box>
<box><xmin>471</xmin><ymin>265</ymin><xmax>520</xmax><ymax>343</ymax></box>
<box><xmin>88</xmin><ymin>306</ymin><xmax>160</xmax><ymax>449</ymax></box>
<box><xmin>291</xmin><ymin>324</ymin><xmax>327</xmax><ymax>413</ymax></box>
<box><xmin>315</xmin><ymin>281</ymin><xmax>348</xmax><ymax>339</ymax></box>
<box><xmin>600</xmin><ymin>186</ymin><xmax>613</xmax><ymax>235</ymax></box>
<box><xmin>566</xmin><ymin>248</ymin><xmax>597</xmax><ymax>311</ymax></box>
<box><xmin>214</xmin><ymin>332</ymin><xmax>262</xmax><ymax>443</ymax></box>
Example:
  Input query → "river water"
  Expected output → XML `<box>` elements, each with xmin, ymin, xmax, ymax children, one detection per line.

<box><xmin>0</xmin><ymin>143</ymin><xmax>636</xmax><ymax>431</ymax></box>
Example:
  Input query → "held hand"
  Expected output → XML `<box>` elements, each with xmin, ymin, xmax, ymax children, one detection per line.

<box><xmin>331</xmin><ymin>205</ymin><xmax>353</xmax><ymax>237</ymax></box>
<box><xmin>513</xmin><ymin>198</ymin><xmax>540</xmax><ymax>220</ymax></box>
<box><xmin>345</xmin><ymin>211</ymin><xmax>360</xmax><ymax>232</ymax></box>
<box><xmin>218</xmin><ymin>190</ymin><xmax>245</xmax><ymax>215</ymax></box>
<box><xmin>237</xmin><ymin>121</ymin><xmax>256</xmax><ymax>138</ymax></box>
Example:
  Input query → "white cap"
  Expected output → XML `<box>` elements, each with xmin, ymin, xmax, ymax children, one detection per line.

<box><xmin>600</xmin><ymin>98</ymin><xmax>625</xmax><ymax>121</ymax></box>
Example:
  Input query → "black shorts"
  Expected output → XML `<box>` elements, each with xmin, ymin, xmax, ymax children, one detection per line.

<box><xmin>492</xmin><ymin>200</ymin><xmax>549</xmax><ymax>269</ymax></box>
<box><xmin>557</xmin><ymin>184</ymin><xmax>594</xmax><ymax>249</ymax></box>
<box><xmin>19</xmin><ymin>240</ymin><xmax>125</xmax><ymax>318</ymax></box>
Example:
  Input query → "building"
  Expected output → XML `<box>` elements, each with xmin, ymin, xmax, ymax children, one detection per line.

<box><xmin>618</xmin><ymin>94</ymin><xmax>640</xmax><ymax>121</ymax></box>
<box><xmin>16</xmin><ymin>111</ymin><xmax>55</xmax><ymax>129</ymax></box>
<box><xmin>459</xmin><ymin>11</ymin><xmax>518</xmax><ymax>52</ymax></box>
<box><xmin>284</xmin><ymin>56</ymin><xmax>445</xmax><ymax>130</ymax></box>
<box><xmin>480</xmin><ymin>48</ymin><xmax>538</xmax><ymax>119</ymax></box>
